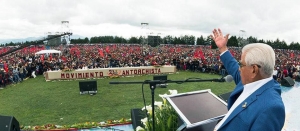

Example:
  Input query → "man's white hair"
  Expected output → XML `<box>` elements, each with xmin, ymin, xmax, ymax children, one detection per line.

<box><xmin>242</xmin><ymin>43</ymin><xmax>275</xmax><ymax>77</ymax></box>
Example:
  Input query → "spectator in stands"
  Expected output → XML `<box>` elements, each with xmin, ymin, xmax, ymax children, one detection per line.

<box><xmin>283</xmin><ymin>67</ymin><xmax>288</xmax><ymax>77</ymax></box>
<box><xmin>2</xmin><ymin>42</ymin><xmax>300</xmax><ymax>86</ymax></box>
<box><xmin>0</xmin><ymin>68</ymin><xmax>6</xmax><ymax>87</ymax></box>
<box><xmin>31</xmin><ymin>63</ymin><xmax>36</xmax><ymax>78</ymax></box>
<box><xmin>82</xmin><ymin>63</ymin><xmax>88</xmax><ymax>70</ymax></box>
<box><xmin>292</xmin><ymin>68</ymin><xmax>299</xmax><ymax>79</ymax></box>
<box><xmin>277</xmin><ymin>68</ymin><xmax>284</xmax><ymax>83</ymax></box>
<box><xmin>287</xmin><ymin>64</ymin><xmax>293</xmax><ymax>78</ymax></box>
<box><xmin>7</xmin><ymin>71</ymin><xmax>15</xmax><ymax>84</ymax></box>
<box><xmin>12</xmin><ymin>66</ymin><xmax>21</xmax><ymax>83</ymax></box>
<box><xmin>273</xmin><ymin>67</ymin><xmax>278</xmax><ymax>80</ymax></box>
<box><xmin>19</xmin><ymin>64</ymin><xmax>25</xmax><ymax>81</ymax></box>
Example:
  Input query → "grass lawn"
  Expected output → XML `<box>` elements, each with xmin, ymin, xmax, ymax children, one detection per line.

<box><xmin>0</xmin><ymin>71</ymin><xmax>235</xmax><ymax>126</ymax></box>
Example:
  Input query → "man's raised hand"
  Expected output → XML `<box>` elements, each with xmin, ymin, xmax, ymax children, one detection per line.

<box><xmin>210</xmin><ymin>28</ymin><xmax>229</xmax><ymax>53</ymax></box>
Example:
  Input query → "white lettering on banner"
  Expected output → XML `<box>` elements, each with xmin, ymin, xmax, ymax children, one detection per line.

<box><xmin>46</xmin><ymin>66</ymin><xmax>176</xmax><ymax>81</ymax></box>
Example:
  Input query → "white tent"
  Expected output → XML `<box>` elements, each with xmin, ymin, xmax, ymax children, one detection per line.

<box><xmin>35</xmin><ymin>50</ymin><xmax>62</xmax><ymax>56</ymax></box>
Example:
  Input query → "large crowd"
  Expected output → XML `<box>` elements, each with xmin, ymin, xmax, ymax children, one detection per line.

<box><xmin>0</xmin><ymin>44</ymin><xmax>299</xmax><ymax>87</ymax></box>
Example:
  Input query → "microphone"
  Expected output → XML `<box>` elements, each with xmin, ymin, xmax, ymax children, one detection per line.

<box><xmin>186</xmin><ymin>75</ymin><xmax>232</xmax><ymax>82</ymax></box>
<box><xmin>109</xmin><ymin>75</ymin><xmax>234</xmax><ymax>85</ymax></box>
<box><xmin>223</xmin><ymin>75</ymin><xmax>233</xmax><ymax>82</ymax></box>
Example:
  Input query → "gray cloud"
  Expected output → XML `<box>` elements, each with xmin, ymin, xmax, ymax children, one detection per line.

<box><xmin>0</xmin><ymin>0</ymin><xmax>299</xmax><ymax>44</ymax></box>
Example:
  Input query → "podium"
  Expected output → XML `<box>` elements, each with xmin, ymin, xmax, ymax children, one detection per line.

<box><xmin>164</xmin><ymin>89</ymin><xmax>228</xmax><ymax>131</ymax></box>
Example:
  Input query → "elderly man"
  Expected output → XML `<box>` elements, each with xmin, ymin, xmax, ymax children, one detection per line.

<box><xmin>212</xmin><ymin>28</ymin><xmax>285</xmax><ymax>131</ymax></box>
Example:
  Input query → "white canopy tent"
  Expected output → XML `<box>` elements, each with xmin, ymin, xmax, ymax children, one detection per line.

<box><xmin>35</xmin><ymin>50</ymin><xmax>62</xmax><ymax>56</ymax></box>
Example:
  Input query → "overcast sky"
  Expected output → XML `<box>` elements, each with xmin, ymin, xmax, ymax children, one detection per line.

<box><xmin>0</xmin><ymin>0</ymin><xmax>299</xmax><ymax>44</ymax></box>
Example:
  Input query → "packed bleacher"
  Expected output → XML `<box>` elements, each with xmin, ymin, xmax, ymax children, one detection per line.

<box><xmin>0</xmin><ymin>43</ymin><xmax>299</xmax><ymax>87</ymax></box>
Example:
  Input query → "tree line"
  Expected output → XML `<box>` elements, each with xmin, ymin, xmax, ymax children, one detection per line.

<box><xmin>2</xmin><ymin>35</ymin><xmax>300</xmax><ymax>50</ymax></box>
<box><xmin>71</xmin><ymin>35</ymin><xmax>300</xmax><ymax>50</ymax></box>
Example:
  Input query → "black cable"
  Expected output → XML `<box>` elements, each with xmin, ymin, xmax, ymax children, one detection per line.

<box><xmin>142</xmin><ymin>81</ymin><xmax>150</xmax><ymax>118</ymax></box>
<box><xmin>142</xmin><ymin>82</ymin><xmax>149</xmax><ymax>117</ymax></box>
<box><xmin>186</xmin><ymin>77</ymin><xmax>202</xmax><ymax>80</ymax></box>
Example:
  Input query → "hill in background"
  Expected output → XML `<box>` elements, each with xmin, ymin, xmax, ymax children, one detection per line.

<box><xmin>0</xmin><ymin>34</ymin><xmax>85</xmax><ymax>45</ymax></box>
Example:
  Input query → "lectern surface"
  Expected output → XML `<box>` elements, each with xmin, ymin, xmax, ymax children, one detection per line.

<box><xmin>169</xmin><ymin>92</ymin><xmax>227</xmax><ymax>124</ymax></box>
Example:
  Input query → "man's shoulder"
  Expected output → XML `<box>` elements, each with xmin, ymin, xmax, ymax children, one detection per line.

<box><xmin>257</xmin><ymin>82</ymin><xmax>282</xmax><ymax>101</ymax></box>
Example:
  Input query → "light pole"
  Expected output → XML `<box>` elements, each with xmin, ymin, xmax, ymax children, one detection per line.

<box><xmin>141</xmin><ymin>23</ymin><xmax>149</xmax><ymax>45</ymax></box>
<box><xmin>239</xmin><ymin>30</ymin><xmax>246</xmax><ymax>47</ymax></box>
<box><xmin>141</xmin><ymin>23</ymin><xmax>149</xmax><ymax>53</ymax></box>
<box><xmin>239</xmin><ymin>30</ymin><xmax>246</xmax><ymax>38</ymax></box>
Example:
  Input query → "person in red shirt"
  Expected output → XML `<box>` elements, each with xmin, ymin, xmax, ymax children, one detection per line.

<box><xmin>3</xmin><ymin>61</ymin><xmax>8</xmax><ymax>73</ymax></box>
<box><xmin>282</xmin><ymin>67</ymin><xmax>288</xmax><ymax>77</ymax></box>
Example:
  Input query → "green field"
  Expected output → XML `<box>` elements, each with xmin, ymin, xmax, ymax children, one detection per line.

<box><xmin>0</xmin><ymin>71</ymin><xmax>235</xmax><ymax>126</ymax></box>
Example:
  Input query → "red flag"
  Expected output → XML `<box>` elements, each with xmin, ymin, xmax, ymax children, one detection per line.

<box><xmin>192</xmin><ymin>49</ymin><xmax>198</xmax><ymax>58</ymax></box>
<box><xmin>193</xmin><ymin>51</ymin><xmax>199</xmax><ymax>58</ymax></box>
<box><xmin>176</xmin><ymin>47</ymin><xmax>181</xmax><ymax>52</ymax></box>
<box><xmin>76</xmin><ymin>51</ymin><xmax>80</xmax><ymax>56</ymax></box>
<box><xmin>61</xmin><ymin>56</ymin><xmax>67</xmax><ymax>62</ymax></box>
<box><xmin>169</xmin><ymin>47</ymin><xmax>175</xmax><ymax>53</ymax></box>
<box><xmin>3</xmin><ymin>47</ymin><xmax>7</xmax><ymax>53</ymax></box>
<box><xmin>105</xmin><ymin>46</ymin><xmax>110</xmax><ymax>53</ymax></box>
<box><xmin>199</xmin><ymin>49</ymin><xmax>204</xmax><ymax>59</ymax></box>
<box><xmin>30</xmin><ymin>46</ymin><xmax>36</xmax><ymax>53</ymax></box>
<box><xmin>136</xmin><ymin>46</ymin><xmax>141</xmax><ymax>52</ymax></box>
<box><xmin>290</xmin><ymin>52</ymin><xmax>294</xmax><ymax>58</ymax></box>
<box><xmin>22</xmin><ymin>47</ymin><xmax>27</xmax><ymax>54</ymax></box>
<box><xmin>4</xmin><ymin>63</ymin><xmax>8</xmax><ymax>73</ymax></box>
<box><xmin>98</xmin><ymin>49</ymin><xmax>104</xmax><ymax>57</ymax></box>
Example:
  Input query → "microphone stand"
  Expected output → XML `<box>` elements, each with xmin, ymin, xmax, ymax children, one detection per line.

<box><xmin>109</xmin><ymin>78</ymin><xmax>224</xmax><ymax>131</ymax></box>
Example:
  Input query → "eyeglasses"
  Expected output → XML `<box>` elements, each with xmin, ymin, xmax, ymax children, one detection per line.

<box><xmin>238</xmin><ymin>61</ymin><xmax>247</xmax><ymax>68</ymax></box>
<box><xmin>238</xmin><ymin>61</ymin><xmax>261</xmax><ymax>68</ymax></box>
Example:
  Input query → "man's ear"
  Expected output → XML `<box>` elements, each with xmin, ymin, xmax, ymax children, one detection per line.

<box><xmin>252</xmin><ymin>65</ymin><xmax>260</xmax><ymax>78</ymax></box>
